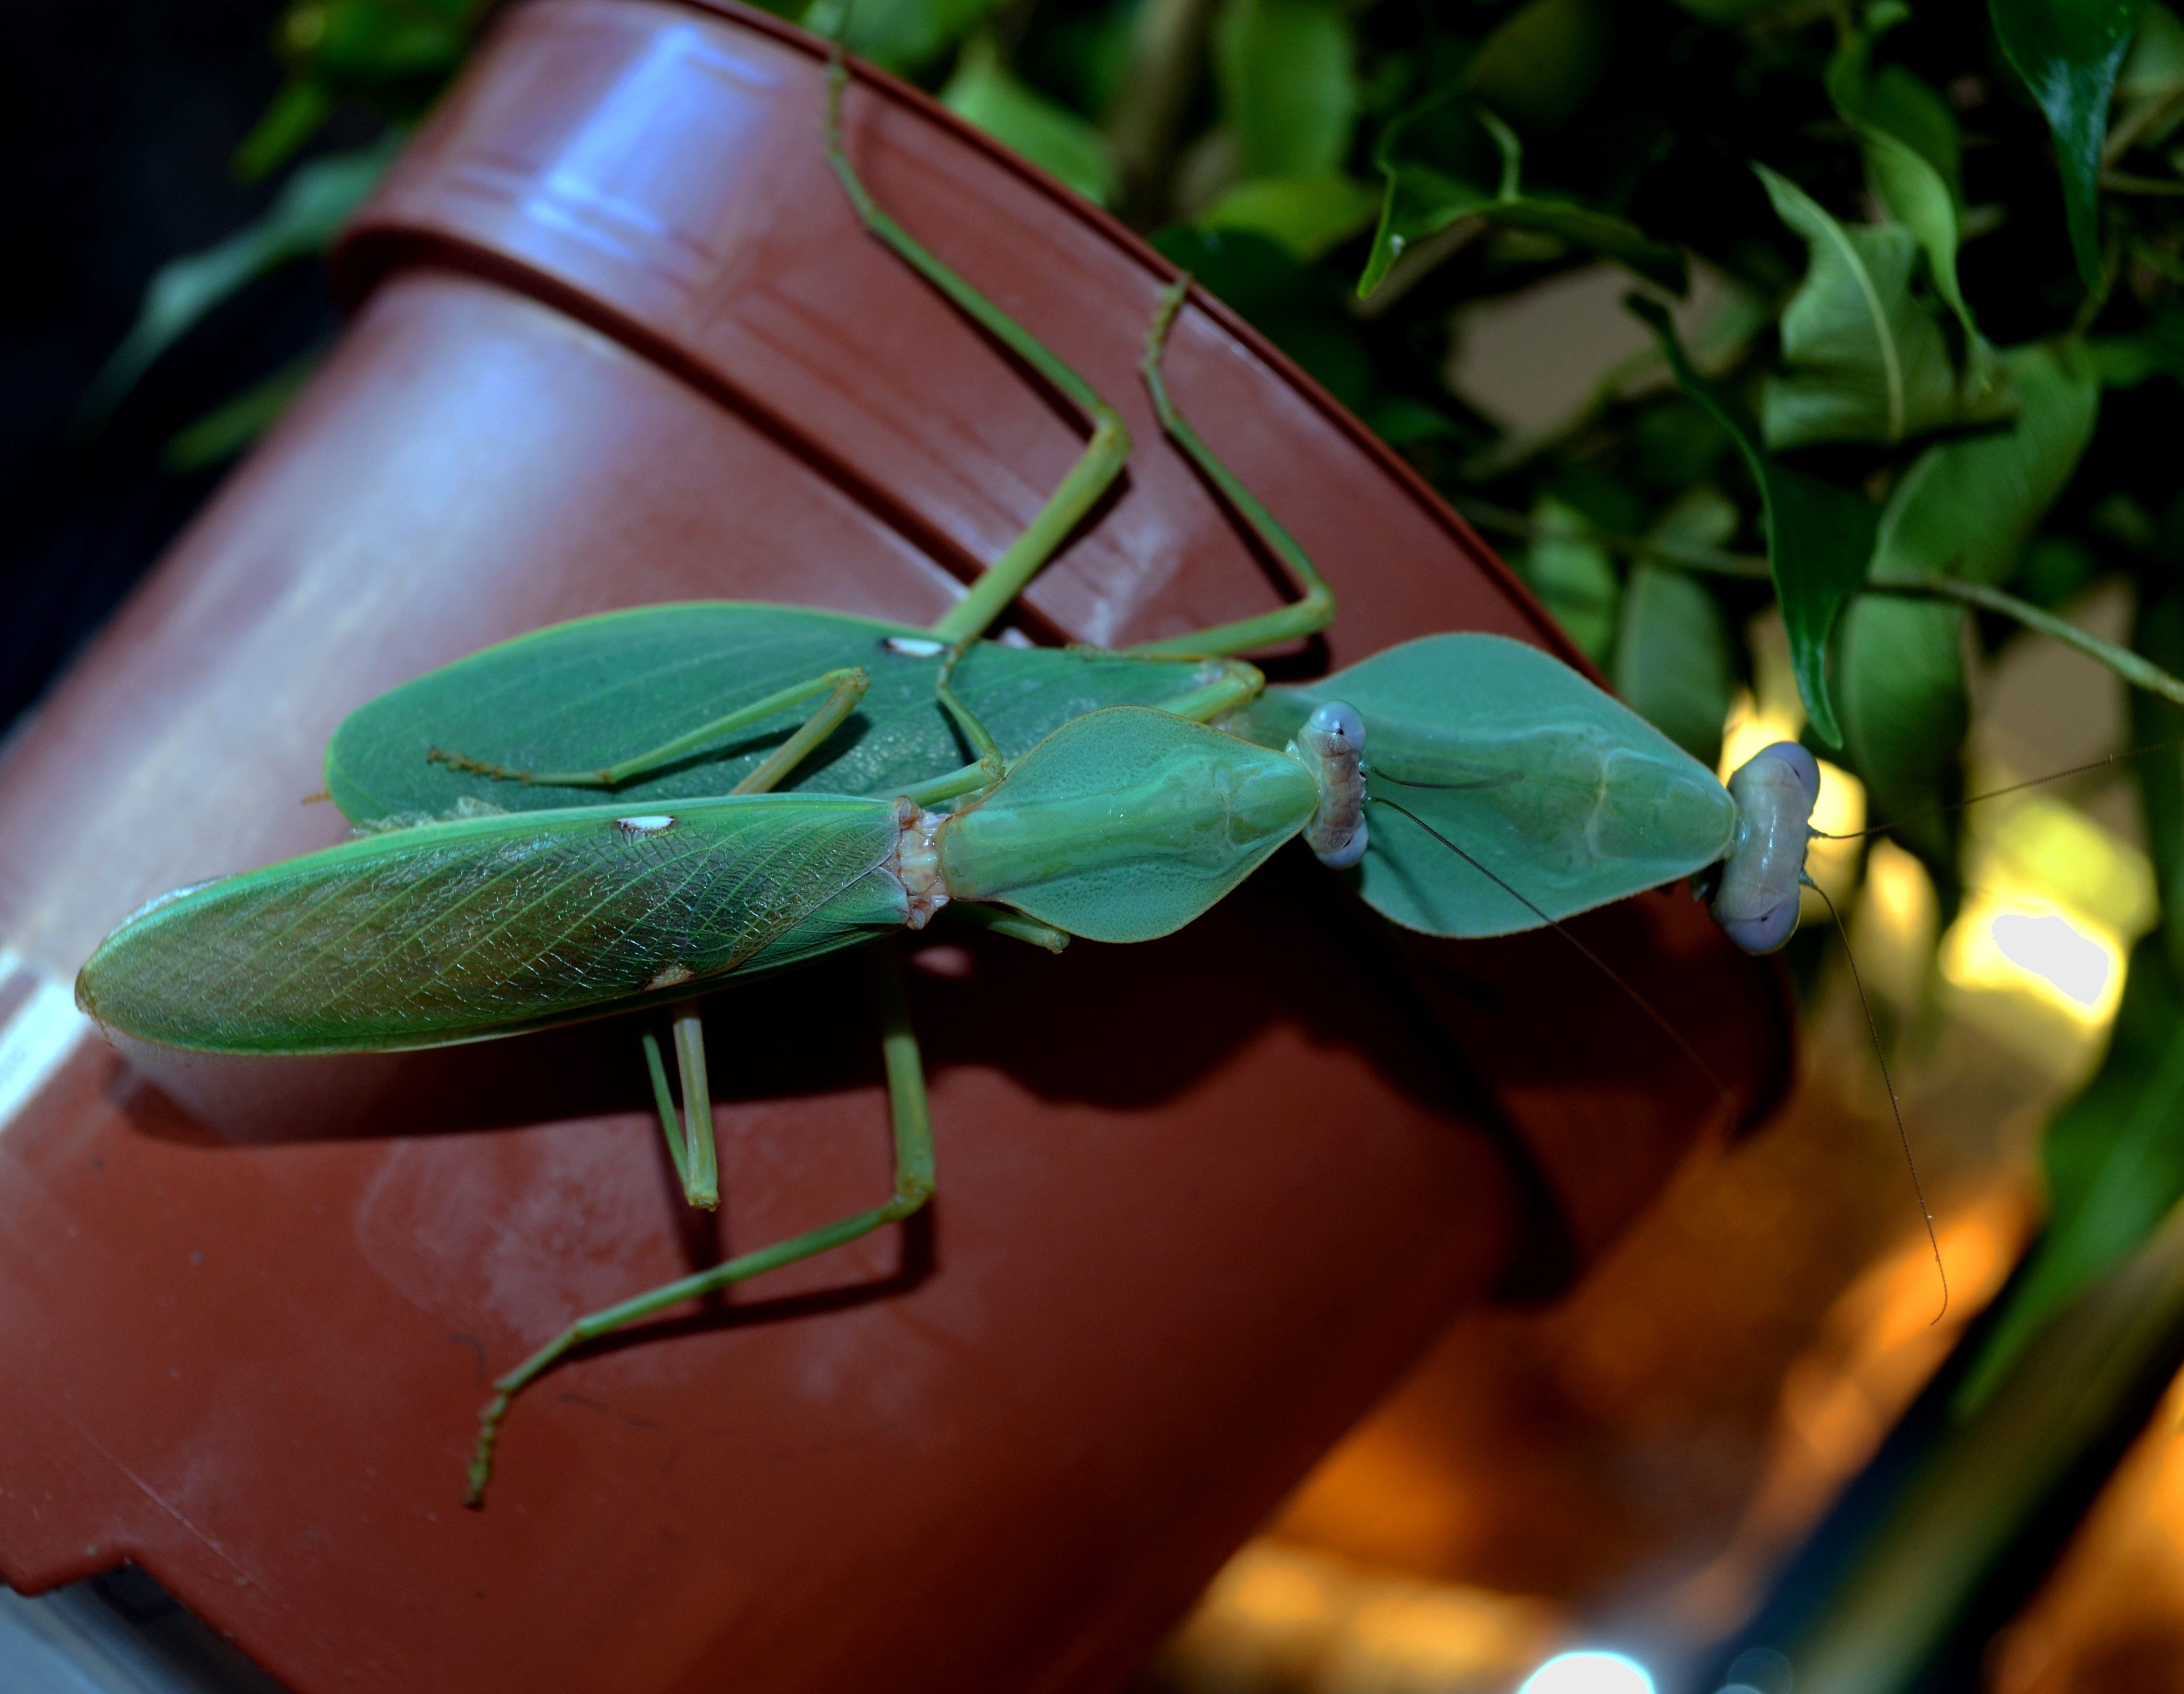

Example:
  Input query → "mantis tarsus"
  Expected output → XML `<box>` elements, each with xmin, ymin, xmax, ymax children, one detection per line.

<box><xmin>72</xmin><ymin>50</ymin><xmax>1822</xmax><ymax>1505</ymax></box>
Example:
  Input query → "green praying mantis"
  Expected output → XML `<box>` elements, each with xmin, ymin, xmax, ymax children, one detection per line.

<box><xmin>71</xmin><ymin>54</ymin><xmax>1823</xmax><ymax>1505</ymax></box>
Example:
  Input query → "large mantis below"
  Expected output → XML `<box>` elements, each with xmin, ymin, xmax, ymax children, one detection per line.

<box><xmin>73</xmin><ymin>53</ymin><xmax>1820</xmax><ymax>1504</ymax></box>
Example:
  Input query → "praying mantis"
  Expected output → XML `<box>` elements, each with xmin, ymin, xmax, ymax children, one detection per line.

<box><xmin>71</xmin><ymin>54</ymin><xmax>1822</xmax><ymax>1506</ymax></box>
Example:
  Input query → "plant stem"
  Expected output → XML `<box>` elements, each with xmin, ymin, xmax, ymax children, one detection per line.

<box><xmin>1103</xmin><ymin>0</ymin><xmax>1221</xmax><ymax>228</ymax></box>
<box><xmin>2100</xmin><ymin>171</ymin><xmax>2184</xmax><ymax>197</ymax></box>
<box><xmin>1866</xmin><ymin>574</ymin><xmax>2184</xmax><ymax>707</ymax></box>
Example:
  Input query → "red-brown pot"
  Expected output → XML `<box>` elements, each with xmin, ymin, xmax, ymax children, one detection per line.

<box><xmin>0</xmin><ymin>5</ymin><xmax>1791</xmax><ymax>1689</ymax></box>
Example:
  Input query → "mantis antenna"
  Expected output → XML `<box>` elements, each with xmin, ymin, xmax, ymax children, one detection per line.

<box><xmin>1809</xmin><ymin>734</ymin><xmax>2184</xmax><ymax>843</ymax></box>
<box><xmin>1806</xmin><ymin>877</ymin><xmax>1949</xmax><ymax>1324</ymax></box>
<box><xmin>1366</xmin><ymin>783</ymin><xmax>1738</xmax><ymax>1115</ymax></box>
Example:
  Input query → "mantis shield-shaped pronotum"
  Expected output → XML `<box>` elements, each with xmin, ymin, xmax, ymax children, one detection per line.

<box><xmin>71</xmin><ymin>49</ymin><xmax>1830</xmax><ymax>1504</ymax></box>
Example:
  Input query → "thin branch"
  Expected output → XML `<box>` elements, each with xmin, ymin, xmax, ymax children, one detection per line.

<box><xmin>1864</xmin><ymin>573</ymin><xmax>2184</xmax><ymax>708</ymax></box>
<box><xmin>2100</xmin><ymin>170</ymin><xmax>2184</xmax><ymax>197</ymax></box>
<box><xmin>2104</xmin><ymin>77</ymin><xmax>2184</xmax><ymax>166</ymax></box>
<box><xmin>1101</xmin><ymin>0</ymin><xmax>1221</xmax><ymax>227</ymax></box>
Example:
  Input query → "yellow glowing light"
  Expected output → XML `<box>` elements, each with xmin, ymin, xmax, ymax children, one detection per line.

<box><xmin>1855</xmin><ymin>841</ymin><xmax>1938</xmax><ymax>1004</ymax></box>
<box><xmin>1982</xmin><ymin>793</ymin><xmax>2155</xmax><ymax>936</ymax></box>
<box><xmin>1717</xmin><ymin>691</ymin><xmax>1798</xmax><ymax>781</ymax></box>
<box><xmin>1863</xmin><ymin>841</ymin><xmax>1936</xmax><ymax>946</ymax></box>
<box><xmin>1941</xmin><ymin>885</ymin><xmax>2125</xmax><ymax>1029</ymax></box>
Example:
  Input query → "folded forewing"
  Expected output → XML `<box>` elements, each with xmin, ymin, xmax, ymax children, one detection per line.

<box><xmin>77</xmin><ymin>795</ymin><xmax>905</xmax><ymax>1053</ymax></box>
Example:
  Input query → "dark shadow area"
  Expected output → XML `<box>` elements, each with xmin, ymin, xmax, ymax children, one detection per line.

<box><xmin>0</xmin><ymin>0</ymin><xmax>365</xmax><ymax>741</ymax></box>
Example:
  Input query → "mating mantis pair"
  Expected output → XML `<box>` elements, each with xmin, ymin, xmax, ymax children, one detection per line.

<box><xmin>73</xmin><ymin>55</ymin><xmax>1819</xmax><ymax>1503</ymax></box>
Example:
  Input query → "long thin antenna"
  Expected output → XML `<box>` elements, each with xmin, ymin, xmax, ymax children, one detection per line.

<box><xmin>1813</xmin><ymin>736</ymin><xmax>2184</xmax><ymax>843</ymax></box>
<box><xmin>1370</xmin><ymin>793</ymin><xmax>1737</xmax><ymax>1114</ymax></box>
<box><xmin>1807</xmin><ymin>877</ymin><xmax>1949</xmax><ymax>1324</ymax></box>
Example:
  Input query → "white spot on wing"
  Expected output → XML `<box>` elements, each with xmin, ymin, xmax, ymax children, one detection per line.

<box><xmin>884</xmin><ymin>636</ymin><xmax>949</xmax><ymax>658</ymax></box>
<box><xmin>613</xmin><ymin>815</ymin><xmax>677</xmax><ymax>837</ymax></box>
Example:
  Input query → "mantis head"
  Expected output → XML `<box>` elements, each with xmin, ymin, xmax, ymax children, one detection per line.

<box><xmin>1709</xmin><ymin>741</ymin><xmax>1820</xmax><ymax>955</ymax></box>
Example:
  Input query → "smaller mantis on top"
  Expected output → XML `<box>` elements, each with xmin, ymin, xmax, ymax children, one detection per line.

<box><xmin>71</xmin><ymin>48</ymin><xmax>1825</xmax><ymax>1504</ymax></box>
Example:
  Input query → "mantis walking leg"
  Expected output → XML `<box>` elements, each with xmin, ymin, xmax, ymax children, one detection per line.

<box><xmin>466</xmin><ymin>943</ymin><xmax>937</xmax><ymax>1506</ymax></box>
<box><xmin>825</xmin><ymin>53</ymin><xmax>1132</xmax><ymax>646</ymax></box>
<box><xmin>643</xmin><ymin>1003</ymin><xmax>717</xmax><ymax>1208</ymax></box>
<box><xmin>615</xmin><ymin>667</ymin><xmax>880</xmax><ymax>1210</ymax></box>
<box><xmin>1129</xmin><ymin>277</ymin><xmax>1337</xmax><ymax>661</ymax></box>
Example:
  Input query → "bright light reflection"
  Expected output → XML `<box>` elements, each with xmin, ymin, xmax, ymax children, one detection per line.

<box><xmin>1941</xmin><ymin>886</ymin><xmax>2125</xmax><ymax>1029</ymax></box>
<box><xmin>1992</xmin><ymin>911</ymin><xmax>2112</xmax><ymax>1008</ymax></box>
<box><xmin>1517</xmin><ymin>1649</ymin><xmax>1657</xmax><ymax>1694</ymax></box>
<box><xmin>1716</xmin><ymin>692</ymin><xmax>1797</xmax><ymax>781</ymax></box>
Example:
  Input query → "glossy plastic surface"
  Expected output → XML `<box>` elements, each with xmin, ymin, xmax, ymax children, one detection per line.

<box><xmin>0</xmin><ymin>5</ymin><xmax>1792</xmax><ymax>1690</ymax></box>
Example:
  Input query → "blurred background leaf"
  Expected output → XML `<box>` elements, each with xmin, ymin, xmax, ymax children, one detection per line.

<box><xmin>1990</xmin><ymin>0</ymin><xmax>2148</xmax><ymax>293</ymax></box>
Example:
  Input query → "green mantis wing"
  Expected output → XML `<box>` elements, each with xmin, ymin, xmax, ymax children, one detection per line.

<box><xmin>939</xmin><ymin>707</ymin><xmax>1317</xmax><ymax>944</ymax></box>
<box><xmin>1231</xmin><ymin>633</ymin><xmax>1739</xmax><ymax>936</ymax></box>
<box><xmin>76</xmin><ymin>795</ymin><xmax>908</xmax><ymax>1055</ymax></box>
<box><xmin>325</xmin><ymin>604</ymin><xmax>1223</xmax><ymax>822</ymax></box>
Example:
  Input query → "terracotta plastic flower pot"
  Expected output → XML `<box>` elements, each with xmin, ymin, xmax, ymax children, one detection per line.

<box><xmin>0</xmin><ymin>4</ymin><xmax>1792</xmax><ymax>1689</ymax></box>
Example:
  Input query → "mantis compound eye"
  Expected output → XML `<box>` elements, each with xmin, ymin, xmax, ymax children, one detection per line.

<box><xmin>1710</xmin><ymin>740</ymin><xmax>1820</xmax><ymax>955</ymax></box>
<box><xmin>1293</xmin><ymin>700</ymin><xmax>1369</xmax><ymax>869</ymax></box>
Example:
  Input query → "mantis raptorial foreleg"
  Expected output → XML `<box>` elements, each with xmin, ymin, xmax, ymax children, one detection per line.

<box><xmin>428</xmin><ymin>666</ymin><xmax>873</xmax><ymax>792</ymax></box>
<box><xmin>466</xmin><ymin>943</ymin><xmax>938</xmax><ymax>1506</ymax></box>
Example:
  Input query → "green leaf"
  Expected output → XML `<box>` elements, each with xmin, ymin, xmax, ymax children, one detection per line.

<box><xmin>1756</xmin><ymin>164</ymin><xmax>2014</xmax><ymax>449</ymax></box>
<box><xmin>1358</xmin><ymin>92</ymin><xmax>1686</xmax><ymax>298</ymax></box>
<box><xmin>1214</xmin><ymin>0</ymin><xmax>1358</xmax><ymax>180</ymax></box>
<box><xmin>1826</xmin><ymin>30</ymin><xmax>1980</xmax><ymax>342</ymax></box>
<box><xmin>1462</xmin><ymin>0</ymin><xmax>1613</xmax><ymax>132</ymax></box>
<box><xmin>76</xmin><ymin>135</ymin><xmax>401</xmax><ymax>428</ymax></box>
<box><xmin>1630</xmin><ymin>294</ymin><xmax>1877</xmax><ymax>747</ymax></box>
<box><xmin>1868</xmin><ymin>340</ymin><xmax>2102</xmax><ymax>587</ymax></box>
<box><xmin>1834</xmin><ymin>596</ymin><xmax>1966</xmax><ymax>867</ymax></box>
<box><xmin>2131</xmin><ymin>591</ymin><xmax>2184</xmax><ymax>966</ymax></box>
<box><xmin>1521</xmin><ymin>498</ymin><xmax>1620</xmax><ymax>665</ymax></box>
<box><xmin>1955</xmin><ymin>937</ymin><xmax>2184</xmax><ymax>1413</ymax></box>
<box><xmin>1668</xmin><ymin>0</ymin><xmax>1795</xmax><ymax>19</ymax></box>
<box><xmin>809</xmin><ymin>0</ymin><xmax>999</xmax><ymax>75</ymax></box>
<box><xmin>161</xmin><ymin>348</ymin><xmax>325</xmax><ymax>472</ymax></box>
<box><xmin>1363</xmin><ymin>395</ymin><xmax>1470</xmax><ymax>446</ymax></box>
<box><xmin>1198</xmin><ymin>172</ymin><xmax>1380</xmax><ymax>259</ymax></box>
<box><xmin>235</xmin><ymin>80</ymin><xmax>335</xmax><ymax>181</ymax></box>
<box><xmin>1990</xmin><ymin>0</ymin><xmax>2147</xmax><ymax>293</ymax></box>
<box><xmin>1615</xmin><ymin>564</ymin><xmax>1733</xmax><ymax>768</ymax></box>
<box><xmin>942</xmin><ymin>37</ymin><xmax>1118</xmax><ymax>205</ymax></box>
<box><xmin>2117</xmin><ymin>3</ymin><xmax>2184</xmax><ymax>149</ymax></box>
<box><xmin>2089</xmin><ymin>306</ymin><xmax>2184</xmax><ymax>384</ymax></box>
